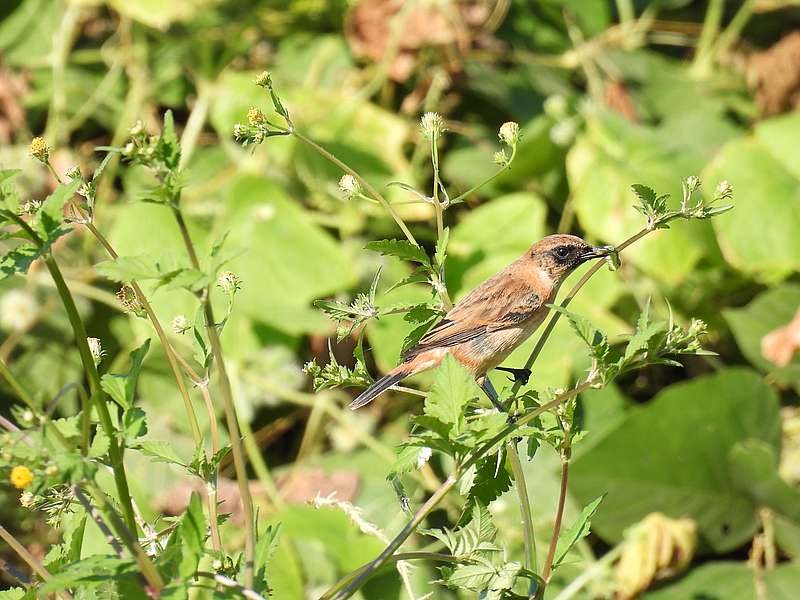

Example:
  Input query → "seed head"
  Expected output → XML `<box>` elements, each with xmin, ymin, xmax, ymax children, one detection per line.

<box><xmin>420</xmin><ymin>112</ymin><xmax>445</xmax><ymax>139</ymax></box>
<box><xmin>117</xmin><ymin>285</ymin><xmax>145</xmax><ymax>318</ymax></box>
<box><xmin>254</xmin><ymin>71</ymin><xmax>271</xmax><ymax>88</ymax></box>
<box><xmin>171</xmin><ymin>314</ymin><xmax>191</xmax><ymax>335</ymax></box>
<box><xmin>492</xmin><ymin>150</ymin><xmax>508</xmax><ymax>166</ymax></box>
<box><xmin>498</xmin><ymin>121</ymin><xmax>520</xmax><ymax>146</ymax></box>
<box><xmin>217</xmin><ymin>271</ymin><xmax>242</xmax><ymax>295</ymax></box>
<box><xmin>20</xmin><ymin>199</ymin><xmax>42</xmax><ymax>214</ymax></box>
<box><xmin>685</xmin><ymin>175</ymin><xmax>700</xmax><ymax>192</ymax></box>
<box><xmin>65</xmin><ymin>165</ymin><xmax>82</xmax><ymax>181</ymax></box>
<box><xmin>19</xmin><ymin>491</ymin><xmax>35</xmax><ymax>507</ymax></box>
<box><xmin>10</xmin><ymin>465</ymin><xmax>33</xmax><ymax>490</ymax></box>
<box><xmin>129</xmin><ymin>120</ymin><xmax>145</xmax><ymax>137</ymax></box>
<box><xmin>29</xmin><ymin>137</ymin><xmax>49</xmax><ymax>163</ymax></box>
<box><xmin>338</xmin><ymin>174</ymin><xmax>361</xmax><ymax>199</ymax></box>
<box><xmin>715</xmin><ymin>180</ymin><xmax>733</xmax><ymax>200</ymax></box>
<box><xmin>87</xmin><ymin>337</ymin><xmax>104</xmax><ymax>366</ymax></box>
<box><xmin>247</xmin><ymin>107</ymin><xmax>266</xmax><ymax>125</ymax></box>
<box><xmin>233</xmin><ymin>123</ymin><xmax>246</xmax><ymax>140</ymax></box>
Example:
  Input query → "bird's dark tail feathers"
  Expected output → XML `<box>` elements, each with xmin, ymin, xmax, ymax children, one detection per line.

<box><xmin>350</xmin><ymin>370</ymin><xmax>407</xmax><ymax>410</ymax></box>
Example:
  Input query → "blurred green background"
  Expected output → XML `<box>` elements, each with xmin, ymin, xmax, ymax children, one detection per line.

<box><xmin>1</xmin><ymin>0</ymin><xmax>800</xmax><ymax>597</ymax></box>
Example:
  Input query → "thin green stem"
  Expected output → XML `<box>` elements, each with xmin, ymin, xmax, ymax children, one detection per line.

<box><xmin>6</xmin><ymin>212</ymin><xmax>138</xmax><ymax>535</ymax></box>
<box><xmin>551</xmin><ymin>539</ymin><xmax>627</xmax><ymax>600</ymax></box>
<box><xmin>0</xmin><ymin>357</ymin><xmax>37</xmax><ymax>410</ymax></box>
<box><xmin>691</xmin><ymin>0</ymin><xmax>724</xmax><ymax>74</ymax></box>
<box><xmin>448</xmin><ymin>144</ymin><xmax>517</xmax><ymax>205</ymax></box>
<box><xmin>430</xmin><ymin>132</ymin><xmax>444</xmax><ymax>240</ymax></box>
<box><xmin>325</xmin><ymin>474</ymin><xmax>459</xmax><ymax>600</ymax></box>
<box><xmin>292</xmin><ymin>130</ymin><xmax>419</xmax><ymax>247</ymax></box>
<box><xmin>507</xmin><ymin>441</ymin><xmax>538</xmax><ymax>576</ymax></box>
<box><xmin>0</xmin><ymin>525</ymin><xmax>73</xmax><ymax>600</ymax></box>
<box><xmin>170</xmin><ymin>205</ymin><xmax>256</xmax><ymax>588</ymax></box>
<box><xmin>75</xmin><ymin>383</ymin><xmax>91</xmax><ymax>456</ymax></box>
<box><xmin>239</xmin><ymin>410</ymin><xmax>284</xmax><ymax>509</ymax></box>
<box><xmin>540</xmin><ymin>456</ymin><xmax>570</xmax><ymax>591</ymax></box>
<box><xmin>84</xmin><ymin>221</ymin><xmax>220</xmax><ymax>549</ymax></box>
<box><xmin>715</xmin><ymin>0</ymin><xmax>755</xmax><ymax>57</ymax></box>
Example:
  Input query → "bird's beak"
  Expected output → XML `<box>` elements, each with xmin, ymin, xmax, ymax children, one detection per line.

<box><xmin>580</xmin><ymin>245</ymin><xmax>615</xmax><ymax>261</ymax></box>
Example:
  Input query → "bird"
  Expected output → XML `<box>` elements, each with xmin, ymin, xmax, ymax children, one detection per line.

<box><xmin>350</xmin><ymin>234</ymin><xmax>614</xmax><ymax>411</ymax></box>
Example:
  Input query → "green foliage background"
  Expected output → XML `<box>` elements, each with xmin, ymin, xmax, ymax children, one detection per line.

<box><xmin>1</xmin><ymin>0</ymin><xmax>800</xmax><ymax>598</ymax></box>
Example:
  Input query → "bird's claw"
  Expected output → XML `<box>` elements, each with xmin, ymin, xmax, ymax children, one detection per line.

<box><xmin>496</xmin><ymin>367</ymin><xmax>532</xmax><ymax>385</ymax></box>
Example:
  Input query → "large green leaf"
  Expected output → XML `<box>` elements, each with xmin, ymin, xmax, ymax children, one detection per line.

<box><xmin>723</xmin><ymin>284</ymin><xmax>800</xmax><ymax>392</ymax></box>
<box><xmin>703</xmin><ymin>112</ymin><xmax>800</xmax><ymax>281</ymax></box>
<box><xmin>569</xmin><ymin>369</ymin><xmax>781</xmax><ymax>552</ymax></box>
<box><xmin>644</xmin><ymin>561</ymin><xmax>800</xmax><ymax>600</ymax></box>
<box><xmin>223</xmin><ymin>174</ymin><xmax>357</xmax><ymax>334</ymax></box>
<box><xmin>424</xmin><ymin>354</ymin><xmax>482</xmax><ymax>432</ymax></box>
<box><xmin>568</xmin><ymin>111</ymin><xmax>727</xmax><ymax>285</ymax></box>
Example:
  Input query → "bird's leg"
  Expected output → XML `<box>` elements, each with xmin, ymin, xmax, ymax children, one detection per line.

<box><xmin>477</xmin><ymin>375</ymin><xmax>505</xmax><ymax>412</ymax></box>
<box><xmin>478</xmin><ymin>376</ymin><xmax>517</xmax><ymax>424</ymax></box>
<box><xmin>495</xmin><ymin>366</ymin><xmax>532</xmax><ymax>385</ymax></box>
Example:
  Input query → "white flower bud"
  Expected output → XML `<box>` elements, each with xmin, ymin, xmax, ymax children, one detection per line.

<box><xmin>420</xmin><ymin>112</ymin><xmax>445</xmax><ymax>139</ymax></box>
<box><xmin>715</xmin><ymin>180</ymin><xmax>733</xmax><ymax>200</ymax></box>
<box><xmin>498</xmin><ymin>121</ymin><xmax>520</xmax><ymax>146</ymax></box>
<box><xmin>171</xmin><ymin>314</ymin><xmax>191</xmax><ymax>335</ymax></box>
<box><xmin>87</xmin><ymin>337</ymin><xmax>104</xmax><ymax>366</ymax></box>
<box><xmin>217</xmin><ymin>271</ymin><xmax>241</xmax><ymax>295</ymax></box>
<box><xmin>338</xmin><ymin>174</ymin><xmax>361</xmax><ymax>199</ymax></box>
<box><xmin>685</xmin><ymin>176</ymin><xmax>700</xmax><ymax>192</ymax></box>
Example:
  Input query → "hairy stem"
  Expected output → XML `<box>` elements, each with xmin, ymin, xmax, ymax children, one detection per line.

<box><xmin>0</xmin><ymin>525</ymin><xmax>73</xmax><ymax>600</ymax></box>
<box><xmin>540</xmin><ymin>457</ymin><xmax>570</xmax><ymax>588</ymax></box>
<box><xmin>170</xmin><ymin>205</ymin><xmax>256</xmax><ymax>587</ymax></box>
<box><xmin>292</xmin><ymin>130</ymin><xmax>419</xmax><ymax>247</ymax></box>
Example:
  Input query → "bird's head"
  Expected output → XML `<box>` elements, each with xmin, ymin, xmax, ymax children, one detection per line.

<box><xmin>528</xmin><ymin>234</ymin><xmax>614</xmax><ymax>282</ymax></box>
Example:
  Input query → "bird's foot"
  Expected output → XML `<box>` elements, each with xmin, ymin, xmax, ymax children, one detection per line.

<box><xmin>496</xmin><ymin>367</ymin><xmax>532</xmax><ymax>385</ymax></box>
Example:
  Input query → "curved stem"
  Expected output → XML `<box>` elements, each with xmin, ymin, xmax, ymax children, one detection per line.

<box><xmin>0</xmin><ymin>526</ymin><xmax>73</xmax><ymax>600</ymax></box>
<box><xmin>507</xmin><ymin>442</ymin><xmax>538</xmax><ymax>576</ymax></box>
<box><xmin>292</xmin><ymin>130</ymin><xmax>419</xmax><ymax>247</ymax></box>
<box><xmin>540</xmin><ymin>458</ymin><xmax>570</xmax><ymax>589</ymax></box>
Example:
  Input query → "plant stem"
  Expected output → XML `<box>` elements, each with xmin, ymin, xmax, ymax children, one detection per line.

<box><xmin>0</xmin><ymin>357</ymin><xmax>37</xmax><ymax>410</ymax></box>
<box><xmin>0</xmin><ymin>525</ymin><xmax>73</xmax><ymax>600</ymax></box>
<box><xmin>507</xmin><ymin>442</ymin><xmax>538</xmax><ymax>576</ymax></box>
<box><xmin>84</xmin><ymin>221</ymin><xmax>223</xmax><ymax>551</ymax></box>
<box><xmin>551</xmin><ymin>539</ymin><xmax>627</xmax><ymax>600</ymax></box>
<box><xmin>170</xmin><ymin>205</ymin><xmax>256</xmax><ymax>588</ymax></box>
<box><xmin>447</xmin><ymin>144</ymin><xmax>517</xmax><ymax>205</ymax></box>
<box><xmin>327</xmin><ymin>473</ymin><xmax>459</xmax><ymax>600</ymax></box>
<box><xmin>691</xmin><ymin>0</ymin><xmax>724</xmax><ymax>74</ymax></box>
<box><xmin>292</xmin><ymin>130</ymin><xmax>419</xmax><ymax>247</ymax></box>
<box><xmin>430</xmin><ymin>131</ymin><xmax>444</xmax><ymax>240</ymax></box>
<box><xmin>540</xmin><ymin>457</ymin><xmax>570</xmax><ymax>588</ymax></box>
<box><xmin>322</xmin><ymin>379</ymin><xmax>596</xmax><ymax>600</ymax></box>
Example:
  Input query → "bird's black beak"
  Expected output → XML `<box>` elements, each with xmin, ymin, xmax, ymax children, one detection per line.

<box><xmin>580</xmin><ymin>245</ymin><xmax>615</xmax><ymax>262</ymax></box>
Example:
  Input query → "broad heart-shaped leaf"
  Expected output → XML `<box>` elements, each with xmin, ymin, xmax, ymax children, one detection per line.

<box><xmin>643</xmin><ymin>561</ymin><xmax>800</xmax><ymax>600</ymax></box>
<box><xmin>723</xmin><ymin>283</ymin><xmax>800</xmax><ymax>393</ymax></box>
<box><xmin>424</xmin><ymin>354</ymin><xmax>482</xmax><ymax>434</ymax></box>
<box><xmin>703</xmin><ymin>112</ymin><xmax>800</xmax><ymax>282</ymax></box>
<box><xmin>222</xmin><ymin>175</ymin><xmax>357</xmax><ymax>335</ymax></box>
<box><xmin>568</xmin><ymin>111</ymin><xmax>726</xmax><ymax>285</ymax></box>
<box><xmin>727</xmin><ymin>440</ymin><xmax>800</xmax><ymax>523</ymax></box>
<box><xmin>100</xmin><ymin>339</ymin><xmax>150</xmax><ymax>409</ymax></box>
<box><xmin>569</xmin><ymin>368</ymin><xmax>781</xmax><ymax>553</ymax></box>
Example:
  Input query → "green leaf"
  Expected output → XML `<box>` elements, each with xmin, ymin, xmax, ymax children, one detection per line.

<box><xmin>570</xmin><ymin>369</ymin><xmax>781</xmax><ymax>552</ymax></box>
<box><xmin>160</xmin><ymin>110</ymin><xmax>181</xmax><ymax>170</ymax></box>
<box><xmin>0</xmin><ymin>244</ymin><xmax>42</xmax><ymax>281</ymax></box>
<box><xmin>365</xmin><ymin>239</ymin><xmax>430</xmax><ymax>266</ymax></box>
<box><xmin>41</xmin><ymin>555</ymin><xmax>138</xmax><ymax>593</ymax></box>
<box><xmin>100</xmin><ymin>339</ymin><xmax>150</xmax><ymax>409</ymax></box>
<box><xmin>37</xmin><ymin>177</ymin><xmax>81</xmax><ymax>237</ymax></box>
<box><xmin>253</xmin><ymin>523</ymin><xmax>282</xmax><ymax>593</ymax></box>
<box><xmin>177</xmin><ymin>492</ymin><xmax>206</xmax><ymax>578</ymax></box>
<box><xmin>461</xmin><ymin>456</ymin><xmax>513</xmax><ymax>522</ymax></box>
<box><xmin>723</xmin><ymin>284</ymin><xmax>800</xmax><ymax>393</ymax></box>
<box><xmin>549</xmin><ymin>305</ymin><xmax>608</xmax><ymax>360</ymax></box>
<box><xmin>703</xmin><ymin>111</ymin><xmax>800</xmax><ymax>281</ymax></box>
<box><xmin>552</xmin><ymin>494</ymin><xmax>606</xmax><ymax>569</ymax></box>
<box><xmin>424</xmin><ymin>354</ymin><xmax>481</xmax><ymax>433</ymax></box>
<box><xmin>135</xmin><ymin>441</ymin><xmax>186</xmax><ymax>467</ymax></box>
<box><xmin>727</xmin><ymin>439</ymin><xmax>800</xmax><ymax>523</ymax></box>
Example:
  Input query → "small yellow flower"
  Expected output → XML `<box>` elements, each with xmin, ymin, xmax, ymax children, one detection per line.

<box><xmin>29</xmin><ymin>137</ymin><xmax>49</xmax><ymax>162</ymax></box>
<box><xmin>10</xmin><ymin>465</ymin><xmax>33</xmax><ymax>490</ymax></box>
<box><xmin>247</xmin><ymin>107</ymin><xmax>266</xmax><ymax>125</ymax></box>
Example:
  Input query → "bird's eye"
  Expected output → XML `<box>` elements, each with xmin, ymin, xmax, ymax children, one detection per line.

<box><xmin>555</xmin><ymin>246</ymin><xmax>571</xmax><ymax>259</ymax></box>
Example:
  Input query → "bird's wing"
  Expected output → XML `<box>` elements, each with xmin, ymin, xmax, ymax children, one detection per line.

<box><xmin>402</xmin><ymin>272</ymin><xmax>543</xmax><ymax>360</ymax></box>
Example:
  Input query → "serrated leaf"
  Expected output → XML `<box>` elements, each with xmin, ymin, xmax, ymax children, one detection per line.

<box><xmin>99</xmin><ymin>339</ymin><xmax>150</xmax><ymax>409</ymax></box>
<box><xmin>365</xmin><ymin>239</ymin><xmax>430</xmax><ymax>266</ymax></box>
<box><xmin>253</xmin><ymin>523</ymin><xmax>282</xmax><ymax>593</ymax></box>
<box><xmin>424</xmin><ymin>354</ymin><xmax>481</xmax><ymax>433</ymax></box>
<box><xmin>177</xmin><ymin>493</ymin><xmax>206</xmax><ymax>578</ymax></box>
<box><xmin>135</xmin><ymin>441</ymin><xmax>186</xmax><ymax>466</ymax></box>
<box><xmin>549</xmin><ymin>305</ymin><xmax>608</xmax><ymax>360</ymax></box>
<box><xmin>552</xmin><ymin>494</ymin><xmax>606</xmax><ymax>569</ymax></box>
<box><xmin>37</xmin><ymin>177</ymin><xmax>81</xmax><ymax>237</ymax></box>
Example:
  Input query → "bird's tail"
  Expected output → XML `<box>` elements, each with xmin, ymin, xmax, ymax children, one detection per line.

<box><xmin>350</xmin><ymin>368</ymin><xmax>408</xmax><ymax>410</ymax></box>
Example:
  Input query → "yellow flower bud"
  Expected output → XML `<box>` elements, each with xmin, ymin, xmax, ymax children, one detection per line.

<box><xmin>29</xmin><ymin>137</ymin><xmax>49</xmax><ymax>162</ymax></box>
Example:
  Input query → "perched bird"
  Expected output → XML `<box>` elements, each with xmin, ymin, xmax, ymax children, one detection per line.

<box><xmin>350</xmin><ymin>234</ymin><xmax>613</xmax><ymax>410</ymax></box>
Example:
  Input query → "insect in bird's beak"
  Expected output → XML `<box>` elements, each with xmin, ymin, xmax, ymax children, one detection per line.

<box><xmin>580</xmin><ymin>245</ymin><xmax>616</xmax><ymax>261</ymax></box>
